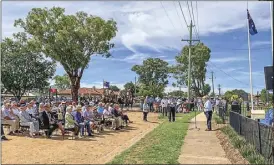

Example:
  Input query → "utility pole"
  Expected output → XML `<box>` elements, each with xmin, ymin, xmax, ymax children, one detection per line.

<box><xmin>209</xmin><ymin>71</ymin><xmax>215</xmax><ymax>98</ymax></box>
<box><xmin>218</xmin><ymin>84</ymin><xmax>221</xmax><ymax>97</ymax></box>
<box><xmin>181</xmin><ymin>20</ymin><xmax>200</xmax><ymax>101</ymax></box>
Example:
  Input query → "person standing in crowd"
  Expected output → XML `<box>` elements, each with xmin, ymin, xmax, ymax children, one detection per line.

<box><xmin>176</xmin><ymin>97</ymin><xmax>182</xmax><ymax>113</ymax></box>
<box><xmin>197</xmin><ymin>97</ymin><xmax>203</xmax><ymax>112</ymax></box>
<box><xmin>161</xmin><ymin>96</ymin><xmax>168</xmax><ymax>116</ymax></box>
<box><xmin>143</xmin><ymin>99</ymin><xmax>149</xmax><ymax>121</ymax></box>
<box><xmin>168</xmin><ymin>96</ymin><xmax>176</xmax><ymax>122</ymax></box>
<box><xmin>140</xmin><ymin>96</ymin><xmax>144</xmax><ymax>111</ymax></box>
<box><xmin>147</xmin><ymin>95</ymin><xmax>154</xmax><ymax>112</ymax></box>
<box><xmin>203</xmin><ymin>96</ymin><xmax>213</xmax><ymax>131</ymax></box>
<box><xmin>155</xmin><ymin>96</ymin><xmax>161</xmax><ymax>113</ymax></box>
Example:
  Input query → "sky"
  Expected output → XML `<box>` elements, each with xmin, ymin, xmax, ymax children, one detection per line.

<box><xmin>2</xmin><ymin>1</ymin><xmax>273</xmax><ymax>94</ymax></box>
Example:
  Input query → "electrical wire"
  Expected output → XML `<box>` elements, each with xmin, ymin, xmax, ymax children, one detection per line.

<box><xmin>207</xmin><ymin>61</ymin><xmax>262</xmax><ymax>88</ymax></box>
<box><xmin>173</xmin><ymin>1</ymin><xmax>185</xmax><ymax>31</ymax></box>
<box><xmin>190</xmin><ymin>1</ymin><xmax>199</xmax><ymax>40</ymax></box>
<box><xmin>178</xmin><ymin>1</ymin><xmax>190</xmax><ymax>32</ymax></box>
<box><xmin>160</xmin><ymin>1</ymin><xmax>177</xmax><ymax>34</ymax></box>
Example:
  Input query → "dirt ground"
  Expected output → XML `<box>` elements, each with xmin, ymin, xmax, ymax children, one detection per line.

<box><xmin>1</xmin><ymin>112</ymin><xmax>160</xmax><ymax>164</ymax></box>
<box><xmin>216</xmin><ymin>129</ymin><xmax>250</xmax><ymax>164</ymax></box>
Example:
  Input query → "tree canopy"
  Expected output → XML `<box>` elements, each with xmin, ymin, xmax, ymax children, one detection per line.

<box><xmin>14</xmin><ymin>7</ymin><xmax>117</xmax><ymax>101</ymax></box>
<box><xmin>109</xmin><ymin>85</ymin><xmax>120</xmax><ymax>92</ymax></box>
<box><xmin>132</xmin><ymin>58</ymin><xmax>169</xmax><ymax>97</ymax></box>
<box><xmin>171</xmin><ymin>43</ymin><xmax>211</xmax><ymax>97</ymax></box>
<box><xmin>1</xmin><ymin>32</ymin><xmax>56</xmax><ymax>100</ymax></box>
<box><xmin>53</xmin><ymin>74</ymin><xmax>71</xmax><ymax>90</ymax></box>
<box><xmin>260</xmin><ymin>88</ymin><xmax>273</xmax><ymax>104</ymax></box>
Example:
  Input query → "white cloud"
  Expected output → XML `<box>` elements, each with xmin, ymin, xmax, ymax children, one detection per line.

<box><xmin>210</xmin><ymin>57</ymin><xmax>248</xmax><ymax>63</ymax></box>
<box><xmin>222</xmin><ymin>67</ymin><xmax>245</xmax><ymax>72</ymax></box>
<box><xmin>251</xmin><ymin>40</ymin><xmax>271</xmax><ymax>47</ymax></box>
<box><xmin>2</xmin><ymin>1</ymin><xmax>271</xmax><ymax>52</ymax></box>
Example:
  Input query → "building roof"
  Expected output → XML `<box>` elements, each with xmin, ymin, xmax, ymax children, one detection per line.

<box><xmin>58</xmin><ymin>87</ymin><xmax>118</xmax><ymax>96</ymax></box>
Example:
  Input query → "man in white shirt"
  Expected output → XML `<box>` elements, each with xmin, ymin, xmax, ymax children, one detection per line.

<box><xmin>161</xmin><ymin>97</ymin><xmax>168</xmax><ymax>116</ymax></box>
<box><xmin>203</xmin><ymin>95</ymin><xmax>212</xmax><ymax>131</ymax></box>
<box><xmin>2</xmin><ymin>103</ymin><xmax>20</xmax><ymax>135</ymax></box>
<box><xmin>168</xmin><ymin>96</ymin><xmax>176</xmax><ymax>122</ymax></box>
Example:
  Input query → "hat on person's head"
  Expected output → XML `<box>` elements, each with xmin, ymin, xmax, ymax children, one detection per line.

<box><xmin>203</xmin><ymin>95</ymin><xmax>209</xmax><ymax>99</ymax></box>
<box><xmin>76</xmin><ymin>105</ymin><xmax>82</xmax><ymax>110</ymax></box>
<box><xmin>44</xmin><ymin>103</ymin><xmax>50</xmax><ymax>108</ymax></box>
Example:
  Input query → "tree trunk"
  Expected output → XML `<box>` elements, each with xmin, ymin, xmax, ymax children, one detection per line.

<box><xmin>70</xmin><ymin>76</ymin><xmax>81</xmax><ymax>103</ymax></box>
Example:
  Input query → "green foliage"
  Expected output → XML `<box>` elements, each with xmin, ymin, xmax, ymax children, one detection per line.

<box><xmin>124</xmin><ymin>82</ymin><xmax>138</xmax><ymax>96</ymax></box>
<box><xmin>14</xmin><ymin>7</ymin><xmax>117</xmax><ymax>101</ymax></box>
<box><xmin>221</xmin><ymin>126</ymin><xmax>266</xmax><ymax>164</ymax></box>
<box><xmin>224</xmin><ymin>89</ymin><xmax>248</xmax><ymax>102</ymax></box>
<box><xmin>260</xmin><ymin>88</ymin><xmax>273</xmax><ymax>104</ymax></box>
<box><xmin>167</xmin><ymin>90</ymin><xmax>186</xmax><ymax>97</ymax></box>
<box><xmin>1</xmin><ymin>32</ymin><xmax>56</xmax><ymax>100</ymax></box>
<box><xmin>108</xmin><ymin>112</ymin><xmax>197</xmax><ymax>164</ymax></box>
<box><xmin>172</xmin><ymin>43</ymin><xmax>211</xmax><ymax>97</ymax></box>
<box><xmin>53</xmin><ymin>74</ymin><xmax>70</xmax><ymax>90</ymax></box>
<box><xmin>132</xmin><ymin>58</ymin><xmax>169</xmax><ymax>97</ymax></box>
<box><xmin>109</xmin><ymin>85</ymin><xmax>120</xmax><ymax>92</ymax></box>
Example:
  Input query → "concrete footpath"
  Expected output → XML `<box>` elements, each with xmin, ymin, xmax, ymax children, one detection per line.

<box><xmin>178</xmin><ymin>113</ymin><xmax>231</xmax><ymax>164</ymax></box>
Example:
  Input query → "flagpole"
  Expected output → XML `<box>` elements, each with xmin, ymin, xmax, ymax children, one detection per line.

<box><xmin>271</xmin><ymin>1</ymin><xmax>273</xmax><ymax>61</ymax></box>
<box><xmin>247</xmin><ymin>2</ymin><xmax>254</xmax><ymax>111</ymax></box>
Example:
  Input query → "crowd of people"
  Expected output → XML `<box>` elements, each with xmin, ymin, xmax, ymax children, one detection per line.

<box><xmin>140</xmin><ymin>95</ymin><xmax>228</xmax><ymax>131</ymax></box>
<box><xmin>1</xmin><ymin>99</ymin><xmax>133</xmax><ymax>141</ymax></box>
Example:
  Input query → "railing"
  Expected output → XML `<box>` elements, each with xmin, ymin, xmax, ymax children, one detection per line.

<box><xmin>230</xmin><ymin>111</ymin><xmax>274</xmax><ymax>164</ymax></box>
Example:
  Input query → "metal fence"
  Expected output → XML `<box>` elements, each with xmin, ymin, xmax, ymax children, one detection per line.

<box><xmin>230</xmin><ymin>111</ymin><xmax>274</xmax><ymax>164</ymax></box>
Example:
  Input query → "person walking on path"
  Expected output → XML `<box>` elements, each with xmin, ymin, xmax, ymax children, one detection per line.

<box><xmin>203</xmin><ymin>95</ymin><xmax>213</xmax><ymax>131</ymax></box>
<box><xmin>168</xmin><ymin>96</ymin><xmax>176</xmax><ymax>122</ymax></box>
<box><xmin>142</xmin><ymin>99</ymin><xmax>149</xmax><ymax>121</ymax></box>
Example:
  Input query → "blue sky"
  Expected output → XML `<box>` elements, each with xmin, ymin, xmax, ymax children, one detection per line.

<box><xmin>2</xmin><ymin>1</ymin><xmax>273</xmax><ymax>94</ymax></box>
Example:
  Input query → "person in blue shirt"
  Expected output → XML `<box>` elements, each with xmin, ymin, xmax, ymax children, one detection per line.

<box><xmin>75</xmin><ymin>105</ymin><xmax>92</xmax><ymax>137</ymax></box>
<box><xmin>97</xmin><ymin>102</ymin><xmax>104</xmax><ymax>115</ymax></box>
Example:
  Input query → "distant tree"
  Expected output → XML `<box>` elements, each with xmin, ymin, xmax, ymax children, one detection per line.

<box><xmin>1</xmin><ymin>32</ymin><xmax>56</xmax><ymax>100</ymax></box>
<box><xmin>15</xmin><ymin>7</ymin><xmax>117</xmax><ymax>102</ymax></box>
<box><xmin>260</xmin><ymin>88</ymin><xmax>273</xmax><ymax>104</ymax></box>
<box><xmin>167</xmin><ymin>90</ymin><xmax>186</xmax><ymax>97</ymax></box>
<box><xmin>132</xmin><ymin>58</ymin><xmax>170</xmax><ymax>97</ymax></box>
<box><xmin>202</xmin><ymin>84</ymin><xmax>211</xmax><ymax>96</ymax></box>
<box><xmin>109</xmin><ymin>85</ymin><xmax>120</xmax><ymax>92</ymax></box>
<box><xmin>53</xmin><ymin>74</ymin><xmax>71</xmax><ymax>90</ymax></box>
<box><xmin>171</xmin><ymin>43</ymin><xmax>211</xmax><ymax>97</ymax></box>
<box><xmin>124</xmin><ymin>81</ymin><xmax>139</xmax><ymax>97</ymax></box>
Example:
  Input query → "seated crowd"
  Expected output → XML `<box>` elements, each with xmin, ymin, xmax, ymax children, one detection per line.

<box><xmin>1</xmin><ymin>99</ymin><xmax>133</xmax><ymax>140</ymax></box>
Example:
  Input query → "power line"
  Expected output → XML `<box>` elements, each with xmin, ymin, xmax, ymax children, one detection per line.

<box><xmin>160</xmin><ymin>1</ymin><xmax>177</xmax><ymax>33</ymax></box>
<box><xmin>195</xmin><ymin>1</ymin><xmax>200</xmax><ymax>39</ymax></box>
<box><xmin>207</xmin><ymin>61</ymin><xmax>262</xmax><ymax>88</ymax></box>
<box><xmin>173</xmin><ymin>1</ymin><xmax>186</xmax><ymax>31</ymax></box>
<box><xmin>186</xmin><ymin>1</ymin><xmax>198</xmax><ymax>39</ymax></box>
<box><xmin>190</xmin><ymin>1</ymin><xmax>199</xmax><ymax>40</ymax></box>
<box><xmin>178</xmin><ymin>1</ymin><xmax>190</xmax><ymax>31</ymax></box>
<box><xmin>210</xmin><ymin>46</ymin><xmax>271</xmax><ymax>51</ymax></box>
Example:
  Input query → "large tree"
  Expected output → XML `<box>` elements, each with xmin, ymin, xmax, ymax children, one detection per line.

<box><xmin>14</xmin><ymin>7</ymin><xmax>117</xmax><ymax>101</ymax></box>
<box><xmin>132</xmin><ymin>58</ymin><xmax>169</xmax><ymax>97</ymax></box>
<box><xmin>1</xmin><ymin>32</ymin><xmax>56</xmax><ymax>100</ymax></box>
<box><xmin>53</xmin><ymin>74</ymin><xmax>70</xmax><ymax>90</ymax></box>
<box><xmin>171</xmin><ymin>43</ymin><xmax>211</xmax><ymax>97</ymax></box>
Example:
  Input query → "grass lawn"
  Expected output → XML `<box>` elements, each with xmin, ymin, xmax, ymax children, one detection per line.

<box><xmin>108</xmin><ymin>112</ymin><xmax>197</xmax><ymax>164</ymax></box>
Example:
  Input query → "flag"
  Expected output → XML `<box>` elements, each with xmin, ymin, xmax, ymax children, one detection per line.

<box><xmin>103</xmin><ymin>81</ymin><xmax>110</xmax><ymax>88</ymax></box>
<box><xmin>247</xmin><ymin>9</ymin><xmax>258</xmax><ymax>35</ymax></box>
<box><xmin>49</xmin><ymin>88</ymin><xmax>57</xmax><ymax>93</ymax></box>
